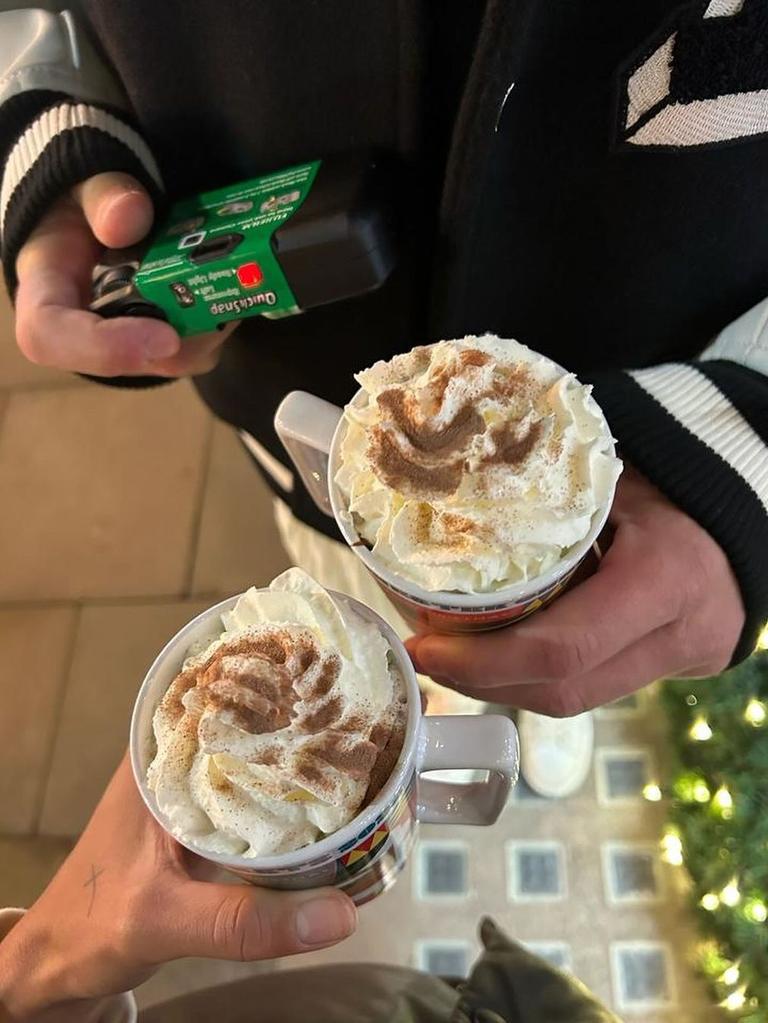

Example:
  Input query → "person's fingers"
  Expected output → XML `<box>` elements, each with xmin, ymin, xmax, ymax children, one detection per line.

<box><xmin>147</xmin><ymin>320</ymin><xmax>239</xmax><ymax>377</ymax></box>
<box><xmin>71</xmin><ymin>172</ymin><xmax>154</xmax><ymax>249</ymax></box>
<box><xmin>15</xmin><ymin>201</ymin><xmax>180</xmax><ymax>374</ymax></box>
<box><xmin>15</xmin><ymin>189</ymin><xmax>237</xmax><ymax>378</ymax></box>
<box><xmin>16</xmin><ymin>199</ymin><xmax>100</xmax><ymax>305</ymax></box>
<box><xmin>17</xmin><ymin>279</ymin><xmax>180</xmax><ymax>375</ymax></box>
<box><xmin>459</xmin><ymin>620</ymin><xmax>716</xmax><ymax>717</ymax></box>
<box><xmin>149</xmin><ymin>882</ymin><xmax>357</xmax><ymax>963</ymax></box>
<box><xmin>407</xmin><ymin>528</ymin><xmax>682</xmax><ymax>690</ymax></box>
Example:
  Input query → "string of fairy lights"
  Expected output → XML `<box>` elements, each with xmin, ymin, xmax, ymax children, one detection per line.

<box><xmin>642</xmin><ymin>624</ymin><xmax>768</xmax><ymax>1016</ymax></box>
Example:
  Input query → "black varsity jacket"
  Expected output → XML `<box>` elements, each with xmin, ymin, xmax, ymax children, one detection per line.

<box><xmin>1</xmin><ymin>1</ymin><xmax>767</xmax><ymax>659</ymax></box>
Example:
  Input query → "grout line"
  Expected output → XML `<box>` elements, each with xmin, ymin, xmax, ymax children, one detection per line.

<box><xmin>0</xmin><ymin>598</ymin><xmax>83</xmax><ymax>612</ymax></box>
<box><xmin>0</xmin><ymin>592</ymin><xmax>227</xmax><ymax>612</ymax></box>
<box><xmin>32</xmin><ymin>602</ymin><xmax>83</xmax><ymax>836</ymax></box>
<box><xmin>181</xmin><ymin>415</ymin><xmax>216</xmax><ymax>598</ymax></box>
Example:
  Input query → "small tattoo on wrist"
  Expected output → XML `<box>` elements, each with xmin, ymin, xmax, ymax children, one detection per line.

<box><xmin>83</xmin><ymin>864</ymin><xmax>104</xmax><ymax>918</ymax></box>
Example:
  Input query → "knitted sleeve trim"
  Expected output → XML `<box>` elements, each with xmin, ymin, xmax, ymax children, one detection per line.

<box><xmin>1</xmin><ymin>98</ymin><xmax>163</xmax><ymax>294</ymax></box>
<box><xmin>587</xmin><ymin>360</ymin><xmax>768</xmax><ymax>664</ymax></box>
<box><xmin>0</xmin><ymin>94</ymin><xmax>172</xmax><ymax>389</ymax></box>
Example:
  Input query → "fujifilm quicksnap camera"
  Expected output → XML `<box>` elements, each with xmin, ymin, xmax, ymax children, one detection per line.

<box><xmin>90</xmin><ymin>153</ymin><xmax>396</xmax><ymax>337</ymax></box>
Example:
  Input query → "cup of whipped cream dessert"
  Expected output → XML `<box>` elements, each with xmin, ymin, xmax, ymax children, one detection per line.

<box><xmin>130</xmin><ymin>568</ymin><xmax>519</xmax><ymax>905</ymax></box>
<box><xmin>275</xmin><ymin>336</ymin><xmax>622</xmax><ymax>633</ymax></box>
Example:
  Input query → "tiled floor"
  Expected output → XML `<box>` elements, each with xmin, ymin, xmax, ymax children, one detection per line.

<box><xmin>0</xmin><ymin>293</ymin><xmax>290</xmax><ymax>1007</ymax></box>
<box><xmin>0</xmin><ymin>295</ymin><xmax>721</xmax><ymax>1019</ymax></box>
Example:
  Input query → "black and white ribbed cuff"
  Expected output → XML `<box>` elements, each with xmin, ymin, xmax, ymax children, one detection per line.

<box><xmin>588</xmin><ymin>360</ymin><xmax>768</xmax><ymax>664</ymax></box>
<box><xmin>0</xmin><ymin>97</ymin><xmax>164</xmax><ymax>294</ymax></box>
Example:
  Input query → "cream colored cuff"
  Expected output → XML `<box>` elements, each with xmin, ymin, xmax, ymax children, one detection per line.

<box><xmin>702</xmin><ymin>295</ymin><xmax>768</xmax><ymax>376</ymax></box>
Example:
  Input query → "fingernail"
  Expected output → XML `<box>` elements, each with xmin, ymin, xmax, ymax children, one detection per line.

<box><xmin>296</xmin><ymin>897</ymin><xmax>355</xmax><ymax>947</ymax></box>
<box><xmin>102</xmin><ymin>187</ymin><xmax>146</xmax><ymax>218</ymax></box>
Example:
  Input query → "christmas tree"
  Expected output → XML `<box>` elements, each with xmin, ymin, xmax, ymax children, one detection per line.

<box><xmin>661</xmin><ymin>628</ymin><xmax>768</xmax><ymax>1020</ymax></box>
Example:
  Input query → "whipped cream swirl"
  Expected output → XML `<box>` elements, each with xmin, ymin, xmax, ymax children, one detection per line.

<box><xmin>147</xmin><ymin>569</ymin><xmax>406</xmax><ymax>857</ymax></box>
<box><xmin>335</xmin><ymin>336</ymin><xmax>622</xmax><ymax>593</ymax></box>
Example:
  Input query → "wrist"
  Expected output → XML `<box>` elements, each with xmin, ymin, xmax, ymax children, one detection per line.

<box><xmin>0</xmin><ymin>914</ymin><xmax>65</xmax><ymax>1019</ymax></box>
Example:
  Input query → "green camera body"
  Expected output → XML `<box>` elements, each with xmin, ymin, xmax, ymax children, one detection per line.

<box><xmin>91</xmin><ymin>154</ymin><xmax>396</xmax><ymax>337</ymax></box>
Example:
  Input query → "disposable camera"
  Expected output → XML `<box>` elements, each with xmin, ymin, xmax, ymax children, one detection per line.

<box><xmin>91</xmin><ymin>153</ymin><xmax>396</xmax><ymax>337</ymax></box>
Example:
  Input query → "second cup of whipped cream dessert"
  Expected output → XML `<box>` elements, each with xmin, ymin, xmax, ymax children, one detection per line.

<box><xmin>276</xmin><ymin>335</ymin><xmax>622</xmax><ymax>632</ymax></box>
<box><xmin>130</xmin><ymin>568</ymin><xmax>519</xmax><ymax>905</ymax></box>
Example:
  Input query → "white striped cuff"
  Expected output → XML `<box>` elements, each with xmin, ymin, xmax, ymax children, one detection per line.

<box><xmin>0</xmin><ymin>101</ymin><xmax>163</xmax><ymax>239</ymax></box>
<box><xmin>629</xmin><ymin>363</ymin><xmax>768</xmax><ymax>514</ymax></box>
<box><xmin>587</xmin><ymin>356</ymin><xmax>768</xmax><ymax>660</ymax></box>
<box><xmin>702</xmin><ymin>294</ymin><xmax>768</xmax><ymax>377</ymax></box>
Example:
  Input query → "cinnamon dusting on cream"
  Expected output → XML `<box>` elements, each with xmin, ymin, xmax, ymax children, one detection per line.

<box><xmin>487</xmin><ymin>419</ymin><xmax>544</xmax><ymax>467</ymax></box>
<box><xmin>366</xmin><ymin>352</ymin><xmax>542</xmax><ymax>500</ymax></box>
<box><xmin>370</xmin><ymin>429</ymin><xmax>464</xmax><ymax>496</ymax></box>
<box><xmin>147</xmin><ymin>570</ymin><xmax>410</xmax><ymax>859</ymax></box>
<box><xmin>336</xmin><ymin>336</ymin><xmax>622</xmax><ymax>594</ymax></box>
<box><xmin>377</xmin><ymin>388</ymin><xmax>484</xmax><ymax>455</ymax></box>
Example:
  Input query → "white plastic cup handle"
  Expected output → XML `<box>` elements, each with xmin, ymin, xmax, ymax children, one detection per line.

<box><xmin>417</xmin><ymin>715</ymin><xmax>519</xmax><ymax>824</ymax></box>
<box><xmin>275</xmin><ymin>391</ymin><xmax>342</xmax><ymax>515</ymax></box>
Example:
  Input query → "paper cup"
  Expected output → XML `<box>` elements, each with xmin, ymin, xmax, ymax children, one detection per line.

<box><xmin>129</xmin><ymin>591</ymin><xmax>519</xmax><ymax>906</ymax></box>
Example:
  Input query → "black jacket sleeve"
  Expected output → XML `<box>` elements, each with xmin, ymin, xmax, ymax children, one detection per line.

<box><xmin>0</xmin><ymin>8</ymin><xmax>163</xmax><ymax>295</ymax></box>
<box><xmin>586</xmin><ymin>321</ymin><xmax>768</xmax><ymax>664</ymax></box>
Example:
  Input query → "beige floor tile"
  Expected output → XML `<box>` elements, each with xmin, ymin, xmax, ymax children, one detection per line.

<box><xmin>0</xmin><ymin>607</ymin><xmax>77</xmax><ymax>833</ymax></box>
<box><xmin>0</xmin><ymin>381</ymin><xmax>211</xmax><ymax>601</ymax></box>
<box><xmin>0</xmin><ymin>290</ymin><xmax>75</xmax><ymax>390</ymax></box>
<box><xmin>0</xmin><ymin>836</ymin><xmax>73</xmax><ymax>906</ymax></box>
<box><xmin>192</xmin><ymin>421</ymin><xmax>290</xmax><ymax>596</ymax></box>
<box><xmin>39</xmin><ymin>599</ymin><xmax>213</xmax><ymax>837</ymax></box>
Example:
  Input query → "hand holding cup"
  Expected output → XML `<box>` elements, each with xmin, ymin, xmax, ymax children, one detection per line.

<box><xmin>0</xmin><ymin>754</ymin><xmax>356</xmax><ymax>1019</ymax></box>
<box><xmin>407</xmin><ymin>467</ymin><xmax>745</xmax><ymax>715</ymax></box>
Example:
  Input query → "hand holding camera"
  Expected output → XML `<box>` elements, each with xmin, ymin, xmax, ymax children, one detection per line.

<box><xmin>13</xmin><ymin>172</ymin><xmax>235</xmax><ymax>380</ymax></box>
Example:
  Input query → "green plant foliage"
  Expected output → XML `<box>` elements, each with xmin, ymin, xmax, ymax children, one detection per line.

<box><xmin>662</xmin><ymin>650</ymin><xmax>768</xmax><ymax>1018</ymax></box>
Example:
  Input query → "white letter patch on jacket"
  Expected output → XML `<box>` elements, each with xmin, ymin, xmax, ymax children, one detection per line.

<box><xmin>618</xmin><ymin>0</ymin><xmax>768</xmax><ymax>148</ymax></box>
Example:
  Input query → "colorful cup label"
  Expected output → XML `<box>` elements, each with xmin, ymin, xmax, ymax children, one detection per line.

<box><xmin>223</xmin><ymin>777</ymin><xmax>418</xmax><ymax>906</ymax></box>
<box><xmin>333</xmin><ymin>785</ymin><xmax>417</xmax><ymax>903</ymax></box>
<box><xmin>376</xmin><ymin>565</ymin><xmax>579</xmax><ymax>634</ymax></box>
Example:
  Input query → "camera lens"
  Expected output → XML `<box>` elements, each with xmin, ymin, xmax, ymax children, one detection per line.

<box><xmin>120</xmin><ymin>302</ymin><xmax>168</xmax><ymax>322</ymax></box>
<box><xmin>93</xmin><ymin>264</ymin><xmax>136</xmax><ymax>300</ymax></box>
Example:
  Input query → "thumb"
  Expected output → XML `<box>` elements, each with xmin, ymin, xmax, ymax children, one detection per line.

<box><xmin>72</xmin><ymin>171</ymin><xmax>155</xmax><ymax>249</ymax></box>
<box><xmin>153</xmin><ymin>882</ymin><xmax>357</xmax><ymax>963</ymax></box>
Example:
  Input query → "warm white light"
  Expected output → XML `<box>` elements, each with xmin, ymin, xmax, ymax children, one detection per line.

<box><xmin>664</xmin><ymin>846</ymin><xmax>684</xmax><ymax>866</ymax></box>
<box><xmin>715</xmin><ymin>781</ymin><xmax>732</xmax><ymax>814</ymax></box>
<box><xmin>722</xmin><ymin>988</ymin><xmax>746</xmax><ymax>1012</ymax></box>
<box><xmin>643</xmin><ymin>782</ymin><xmax>663</xmax><ymax>802</ymax></box>
<box><xmin>722</xmin><ymin>964</ymin><xmax>740</xmax><ymax>986</ymax></box>
<box><xmin>721</xmin><ymin>880</ymin><xmax>741</xmax><ymax>907</ymax></box>
<box><xmin>693</xmin><ymin>781</ymin><xmax>711</xmax><ymax>803</ymax></box>
<box><xmin>745</xmin><ymin>898</ymin><xmax>768</xmax><ymax>923</ymax></box>
<box><xmin>745</xmin><ymin>699</ymin><xmax>767</xmax><ymax>726</ymax></box>
<box><xmin>757</xmin><ymin>622</ymin><xmax>768</xmax><ymax>651</ymax></box>
<box><xmin>701</xmin><ymin>892</ymin><xmax>720</xmax><ymax>911</ymax></box>
<box><xmin>661</xmin><ymin>827</ymin><xmax>680</xmax><ymax>847</ymax></box>
<box><xmin>690</xmin><ymin>717</ymin><xmax>713</xmax><ymax>741</ymax></box>
<box><xmin>661</xmin><ymin>829</ymin><xmax>684</xmax><ymax>866</ymax></box>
